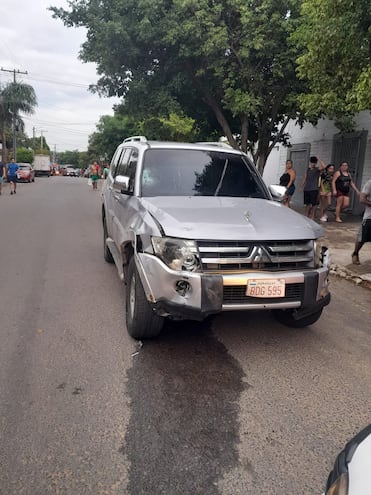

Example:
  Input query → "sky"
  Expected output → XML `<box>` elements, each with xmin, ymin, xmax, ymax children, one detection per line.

<box><xmin>0</xmin><ymin>0</ymin><xmax>121</xmax><ymax>153</ymax></box>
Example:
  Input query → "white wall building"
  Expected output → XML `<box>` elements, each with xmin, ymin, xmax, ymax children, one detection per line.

<box><xmin>262</xmin><ymin>111</ymin><xmax>371</xmax><ymax>214</ymax></box>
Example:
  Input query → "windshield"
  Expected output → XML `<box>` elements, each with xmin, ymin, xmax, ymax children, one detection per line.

<box><xmin>141</xmin><ymin>149</ymin><xmax>268</xmax><ymax>198</ymax></box>
<box><xmin>19</xmin><ymin>165</ymin><xmax>30</xmax><ymax>170</ymax></box>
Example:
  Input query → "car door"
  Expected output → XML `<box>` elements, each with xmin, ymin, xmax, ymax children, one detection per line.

<box><xmin>112</xmin><ymin>147</ymin><xmax>140</xmax><ymax>249</ymax></box>
<box><xmin>104</xmin><ymin>146</ymin><xmax>127</xmax><ymax>241</ymax></box>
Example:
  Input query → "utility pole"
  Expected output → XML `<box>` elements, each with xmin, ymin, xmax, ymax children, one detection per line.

<box><xmin>1</xmin><ymin>67</ymin><xmax>28</xmax><ymax>161</ymax></box>
<box><xmin>40</xmin><ymin>129</ymin><xmax>47</xmax><ymax>150</ymax></box>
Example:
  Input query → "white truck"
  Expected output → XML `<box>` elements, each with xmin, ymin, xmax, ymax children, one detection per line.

<box><xmin>33</xmin><ymin>154</ymin><xmax>51</xmax><ymax>177</ymax></box>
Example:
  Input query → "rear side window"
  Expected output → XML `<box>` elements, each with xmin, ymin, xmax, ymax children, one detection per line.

<box><xmin>140</xmin><ymin>149</ymin><xmax>268</xmax><ymax>198</ymax></box>
<box><xmin>115</xmin><ymin>148</ymin><xmax>131</xmax><ymax>177</ymax></box>
<box><xmin>110</xmin><ymin>147</ymin><xmax>125</xmax><ymax>177</ymax></box>
<box><xmin>126</xmin><ymin>149</ymin><xmax>138</xmax><ymax>193</ymax></box>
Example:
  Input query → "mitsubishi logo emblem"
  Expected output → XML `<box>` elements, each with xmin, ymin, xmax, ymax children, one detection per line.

<box><xmin>244</xmin><ymin>211</ymin><xmax>251</xmax><ymax>222</ymax></box>
<box><xmin>250</xmin><ymin>246</ymin><xmax>271</xmax><ymax>263</ymax></box>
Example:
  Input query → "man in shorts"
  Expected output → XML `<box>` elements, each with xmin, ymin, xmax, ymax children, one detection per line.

<box><xmin>352</xmin><ymin>179</ymin><xmax>371</xmax><ymax>264</ymax></box>
<box><xmin>300</xmin><ymin>156</ymin><xmax>325</xmax><ymax>220</ymax></box>
<box><xmin>6</xmin><ymin>159</ymin><xmax>19</xmax><ymax>195</ymax></box>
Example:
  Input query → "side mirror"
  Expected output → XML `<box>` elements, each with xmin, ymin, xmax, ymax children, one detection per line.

<box><xmin>114</xmin><ymin>175</ymin><xmax>130</xmax><ymax>193</ymax></box>
<box><xmin>268</xmin><ymin>184</ymin><xmax>286</xmax><ymax>202</ymax></box>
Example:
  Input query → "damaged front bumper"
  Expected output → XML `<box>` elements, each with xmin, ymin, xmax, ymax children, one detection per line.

<box><xmin>135</xmin><ymin>253</ymin><xmax>330</xmax><ymax>321</ymax></box>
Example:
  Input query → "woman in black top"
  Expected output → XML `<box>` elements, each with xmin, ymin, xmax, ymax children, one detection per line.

<box><xmin>332</xmin><ymin>161</ymin><xmax>360</xmax><ymax>222</ymax></box>
<box><xmin>279</xmin><ymin>159</ymin><xmax>296</xmax><ymax>207</ymax></box>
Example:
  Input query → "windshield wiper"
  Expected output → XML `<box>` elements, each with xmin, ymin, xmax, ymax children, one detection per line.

<box><xmin>214</xmin><ymin>159</ymin><xmax>228</xmax><ymax>196</ymax></box>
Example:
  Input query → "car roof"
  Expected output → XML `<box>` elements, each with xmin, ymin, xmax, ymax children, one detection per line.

<box><xmin>119</xmin><ymin>137</ymin><xmax>243</xmax><ymax>155</ymax></box>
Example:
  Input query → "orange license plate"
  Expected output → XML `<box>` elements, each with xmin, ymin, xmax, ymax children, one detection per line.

<box><xmin>246</xmin><ymin>279</ymin><xmax>285</xmax><ymax>298</ymax></box>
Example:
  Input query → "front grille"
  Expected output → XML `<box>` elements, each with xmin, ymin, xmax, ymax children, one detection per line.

<box><xmin>197</xmin><ymin>240</ymin><xmax>314</xmax><ymax>272</ymax></box>
<box><xmin>223</xmin><ymin>283</ymin><xmax>304</xmax><ymax>304</ymax></box>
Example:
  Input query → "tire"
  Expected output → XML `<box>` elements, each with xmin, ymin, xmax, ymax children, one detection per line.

<box><xmin>125</xmin><ymin>258</ymin><xmax>164</xmax><ymax>340</ymax></box>
<box><xmin>103</xmin><ymin>216</ymin><xmax>114</xmax><ymax>263</ymax></box>
<box><xmin>272</xmin><ymin>308</ymin><xmax>323</xmax><ymax>328</ymax></box>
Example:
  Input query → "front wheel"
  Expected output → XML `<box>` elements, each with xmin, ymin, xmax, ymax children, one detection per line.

<box><xmin>272</xmin><ymin>308</ymin><xmax>323</xmax><ymax>328</ymax></box>
<box><xmin>125</xmin><ymin>258</ymin><xmax>164</xmax><ymax>340</ymax></box>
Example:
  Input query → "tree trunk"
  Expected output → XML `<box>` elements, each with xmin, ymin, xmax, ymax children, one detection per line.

<box><xmin>203</xmin><ymin>92</ymin><xmax>239</xmax><ymax>149</ymax></box>
<box><xmin>256</xmin><ymin>154</ymin><xmax>268</xmax><ymax>175</ymax></box>
<box><xmin>240</xmin><ymin>116</ymin><xmax>248</xmax><ymax>153</ymax></box>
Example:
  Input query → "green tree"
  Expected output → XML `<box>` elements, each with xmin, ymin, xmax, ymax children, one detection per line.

<box><xmin>16</xmin><ymin>147</ymin><xmax>34</xmax><ymax>164</ymax></box>
<box><xmin>293</xmin><ymin>0</ymin><xmax>371</xmax><ymax>131</ymax></box>
<box><xmin>87</xmin><ymin>113</ymin><xmax>141</xmax><ymax>162</ymax></box>
<box><xmin>51</xmin><ymin>0</ymin><xmax>305</xmax><ymax>173</ymax></box>
<box><xmin>0</xmin><ymin>81</ymin><xmax>37</xmax><ymax>162</ymax></box>
<box><xmin>139</xmin><ymin>113</ymin><xmax>198</xmax><ymax>142</ymax></box>
<box><xmin>57</xmin><ymin>150</ymin><xmax>80</xmax><ymax>166</ymax></box>
<box><xmin>78</xmin><ymin>151</ymin><xmax>88</xmax><ymax>169</ymax></box>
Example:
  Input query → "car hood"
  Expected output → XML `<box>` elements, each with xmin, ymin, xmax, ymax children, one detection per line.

<box><xmin>141</xmin><ymin>197</ymin><xmax>323</xmax><ymax>240</ymax></box>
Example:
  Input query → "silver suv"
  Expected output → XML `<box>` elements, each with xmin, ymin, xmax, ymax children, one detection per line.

<box><xmin>102</xmin><ymin>136</ymin><xmax>330</xmax><ymax>339</ymax></box>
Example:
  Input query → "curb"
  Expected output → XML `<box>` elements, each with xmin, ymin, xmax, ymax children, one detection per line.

<box><xmin>329</xmin><ymin>263</ymin><xmax>371</xmax><ymax>290</ymax></box>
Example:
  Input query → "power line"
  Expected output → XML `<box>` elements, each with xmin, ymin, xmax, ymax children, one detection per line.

<box><xmin>24</xmin><ymin>73</ymin><xmax>90</xmax><ymax>89</ymax></box>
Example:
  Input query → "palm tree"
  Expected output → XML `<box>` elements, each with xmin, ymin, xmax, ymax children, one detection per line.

<box><xmin>0</xmin><ymin>81</ymin><xmax>37</xmax><ymax>162</ymax></box>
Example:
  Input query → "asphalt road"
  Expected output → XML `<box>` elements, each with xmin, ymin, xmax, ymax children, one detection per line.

<box><xmin>0</xmin><ymin>177</ymin><xmax>370</xmax><ymax>495</ymax></box>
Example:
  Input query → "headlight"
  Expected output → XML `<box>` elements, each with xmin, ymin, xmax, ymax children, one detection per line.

<box><xmin>314</xmin><ymin>237</ymin><xmax>330</xmax><ymax>268</ymax></box>
<box><xmin>151</xmin><ymin>237</ymin><xmax>201</xmax><ymax>272</ymax></box>
<box><xmin>326</xmin><ymin>472</ymin><xmax>348</xmax><ymax>495</ymax></box>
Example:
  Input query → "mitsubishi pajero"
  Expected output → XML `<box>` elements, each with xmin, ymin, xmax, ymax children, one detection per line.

<box><xmin>102</xmin><ymin>136</ymin><xmax>330</xmax><ymax>339</ymax></box>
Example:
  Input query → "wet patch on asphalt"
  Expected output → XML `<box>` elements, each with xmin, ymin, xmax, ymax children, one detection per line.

<box><xmin>124</xmin><ymin>320</ymin><xmax>246</xmax><ymax>494</ymax></box>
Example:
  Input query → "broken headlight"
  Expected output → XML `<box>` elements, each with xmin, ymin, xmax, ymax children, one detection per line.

<box><xmin>151</xmin><ymin>237</ymin><xmax>201</xmax><ymax>272</ymax></box>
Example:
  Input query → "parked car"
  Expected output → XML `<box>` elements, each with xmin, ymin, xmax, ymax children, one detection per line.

<box><xmin>102</xmin><ymin>136</ymin><xmax>331</xmax><ymax>340</ymax></box>
<box><xmin>16</xmin><ymin>163</ymin><xmax>35</xmax><ymax>183</ymax></box>
<box><xmin>323</xmin><ymin>423</ymin><xmax>371</xmax><ymax>495</ymax></box>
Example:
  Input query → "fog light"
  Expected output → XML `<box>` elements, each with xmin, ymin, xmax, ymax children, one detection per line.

<box><xmin>175</xmin><ymin>280</ymin><xmax>191</xmax><ymax>296</ymax></box>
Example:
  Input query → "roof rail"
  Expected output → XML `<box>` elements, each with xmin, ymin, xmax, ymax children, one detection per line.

<box><xmin>196</xmin><ymin>141</ymin><xmax>232</xmax><ymax>148</ymax></box>
<box><xmin>123</xmin><ymin>135</ymin><xmax>147</xmax><ymax>143</ymax></box>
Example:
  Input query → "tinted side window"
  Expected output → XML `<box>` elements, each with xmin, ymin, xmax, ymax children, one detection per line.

<box><xmin>126</xmin><ymin>149</ymin><xmax>138</xmax><ymax>193</ymax></box>
<box><xmin>115</xmin><ymin>148</ymin><xmax>131</xmax><ymax>177</ymax></box>
<box><xmin>110</xmin><ymin>147</ymin><xmax>124</xmax><ymax>177</ymax></box>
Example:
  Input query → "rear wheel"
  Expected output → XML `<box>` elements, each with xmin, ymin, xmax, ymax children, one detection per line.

<box><xmin>103</xmin><ymin>216</ymin><xmax>114</xmax><ymax>263</ymax></box>
<box><xmin>125</xmin><ymin>258</ymin><xmax>164</xmax><ymax>340</ymax></box>
<box><xmin>272</xmin><ymin>308</ymin><xmax>323</xmax><ymax>328</ymax></box>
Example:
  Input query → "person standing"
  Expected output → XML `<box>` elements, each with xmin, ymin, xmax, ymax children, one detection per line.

<box><xmin>300</xmin><ymin>156</ymin><xmax>325</xmax><ymax>220</ymax></box>
<box><xmin>332</xmin><ymin>161</ymin><xmax>360</xmax><ymax>223</ymax></box>
<box><xmin>279</xmin><ymin>159</ymin><xmax>296</xmax><ymax>207</ymax></box>
<box><xmin>351</xmin><ymin>179</ymin><xmax>371</xmax><ymax>264</ymax></box>
<box><xmin>6</xmin><ymin>159</ymin><xmax>19</xmax><ymax>195</ymax></box>
<box><xmin>0</xmin><ymin>160</ymin><xmax>5</xmax><ymax>195</ymax></box>
<box><xmin>90</xmin><ymin>162</ymin><xmax>100</xmax><ymax>190</ymax></box>
<box><xmin>103</xmin><ymin>163</ymin><xmax>109</xmax><ymax>180</ymax></box>
<box><xmin>319</xmin><ymin>163</ymin><xmax>335</xmax><ymax>222</ymax></box>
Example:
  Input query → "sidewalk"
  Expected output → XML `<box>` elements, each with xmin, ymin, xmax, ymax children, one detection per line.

<box><xmin>295</xmin><ymin>207</ymin><xmax>371</xmax><ymax>290</ymax></box>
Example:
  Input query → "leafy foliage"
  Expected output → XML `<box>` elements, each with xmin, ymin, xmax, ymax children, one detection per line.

<box><xmin>293</xmin><ymin>0</ymin><xmax>371</xmax><ymax>131</ymax></box>
<box><xmin>16</xmin><ymin>147</ymin><xmax>34</xmax><ymax>164</ymax></box>
<box><xmin>0</xmin><ymin>81</ymin><xmax>37</xmax><ymax>161</ymax></box>
<box><xmin>57</xmin><ymin>150</ymin><xmax>81</xmax><ymax>166</ymax></box>
<box><xmin>50</xmin><ymin>0</ymin><xmax>305</xmax><ymax>172</ymax></box>
<box><xmin>87</xmin><ymin>113</ymin><xmax>141</xmax><ymax>162</ymax></box>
